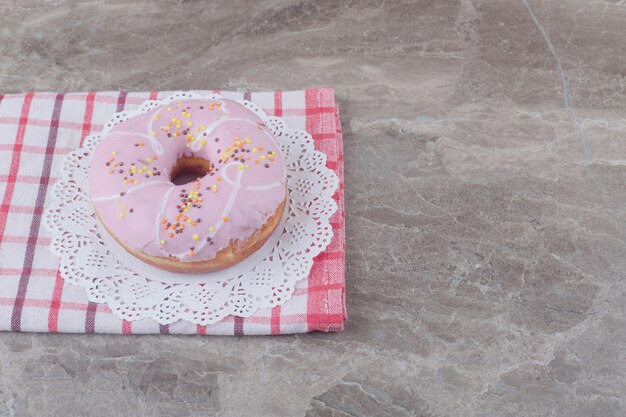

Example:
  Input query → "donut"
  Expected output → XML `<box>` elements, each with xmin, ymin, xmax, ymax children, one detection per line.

<box><xmin>88</xmin><ymin>97</ymin><xmax>287</xmax><ymax>273</ymax></box>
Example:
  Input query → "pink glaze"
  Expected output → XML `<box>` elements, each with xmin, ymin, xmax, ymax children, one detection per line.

<box><xmin>88</xmin><ymin>98</ymin><xmax>286</xmax><ymax>262</ymax></box>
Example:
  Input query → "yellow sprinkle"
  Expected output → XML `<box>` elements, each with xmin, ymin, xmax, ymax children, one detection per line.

<box><xmin>160</xmin><ymin>239</ymin><xmax>166</xmax><ymax>245</ymax></box>
<box><xmin>200</xmin><ymin>140</ymin><xmax>206</xmax><ymax>146</ymax></box>
<box><xmin>186</xmin><ymin>144</ymin><xmax>191</xmax><ymax>148</ymax></box>
<box><xmin>187</xmin><ymin>122</ymin><xmax>193</xmax><ymax>127</ymax></box>
<box><xmin>178</xmin><ymin>102</ymin><xmax>183</xmax><ymax>106</ymax></box>
<box><xmin>260</xmin><ymin>155</ymin><xmax>266</xmax><ymax>160</ymax></box>
<box><xmin>112</xmin><ymin>151</ymin><xmax>118</xmax><ymax>156</ymax></box>
<box><xmin>244</xmin><ymin>164</ymin><xmax>250</xmax><ymax>169</ymax></box>
<box><xmin>252</xmin><ymin>147</ymin><xmax>258</xmax><ymax>153</ymax></box>
<box><xmin>146</xmin><ymin>158</ymin><xmax>151</xmax><ymax>163</ymax></box>
<box><xmin>133</xmin><ymin>180</ymin><xmax>139</xmax><ymax>184</ymax></box>
<box><xmin>209</xmin><ymin>226</ymin><xmax>215</xmax><ymax>232</ymax></box>
<box><xmin>184</xmin><ymin>208</ymin><xmax>188</xmax><ymax>212</ymax></box>
<box><xmin>151</xmin><ymin>131</ymin><xmax>157</xmax><ymax>136</ymax></box>
<box><xmin>193</xmin><ymin>234</ymin><xmax>200</xmax><ymax>241</ymax></box>
<box><xmin>122</xmin><ymin>205</ymin><xmax>126</xmax><ymax>209</ymax></box>
<box><xmin>115</xmin><ymin>200</ymin><xmax>120</xmax><ymax>206</ymax></box>
<box><xmin>120</xmin><ymin>213</ymin><xmax>125</xmax><ymax>218</ymax></box>
<box><xmin>245</xmin><ymin>137</ymin><xmax>251</xmax><ymax>144</ymax></box>
<box><xmin>237</xmin><ymin>165</ymin><xmax>243</xmax><ymax>171</ymax></box>
<box><xmin>195</xmin><ymin>127</ymin><xmax>200</xmax><ymax>132</ymax></box>
<box><xmin>148</xmin><ymin>170</ymin><xmax>153</xmax><ymax>176</ymax></box>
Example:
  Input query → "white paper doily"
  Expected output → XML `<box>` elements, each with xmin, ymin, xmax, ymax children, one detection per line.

<box><xmin>43</xmin><ymin>92</ymin><xmax>339</xmax><ymax>325</ymax></box>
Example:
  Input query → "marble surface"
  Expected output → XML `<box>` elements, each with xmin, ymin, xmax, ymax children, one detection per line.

<box><xmin>1</xmin><ymin>0</ymin><xmax>625</xmax><ymax>416</ymax></box>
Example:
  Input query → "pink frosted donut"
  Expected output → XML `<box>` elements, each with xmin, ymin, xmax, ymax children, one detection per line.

<box><xmin>88</xmin><ymin>97</ymin><xmax>287</xmax><ymax>273</ymax></box>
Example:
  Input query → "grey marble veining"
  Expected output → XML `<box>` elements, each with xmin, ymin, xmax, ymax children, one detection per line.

<box><xmin>1</xmin><ymin>0</ymin><xmax>625</xmax><ymax>416</ymax></box>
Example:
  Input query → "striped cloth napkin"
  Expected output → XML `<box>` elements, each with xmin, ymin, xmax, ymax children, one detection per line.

<box><xmin>0</xmin><ymin>88</ymin><xmax>346</xmax><ymax>335</ymax></box>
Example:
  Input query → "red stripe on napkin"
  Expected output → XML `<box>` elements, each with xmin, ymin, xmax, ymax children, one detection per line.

<box><xmin>11</xmin><ymin>93</ymin><xmax>64</xmax><ymax>331</ymax></box>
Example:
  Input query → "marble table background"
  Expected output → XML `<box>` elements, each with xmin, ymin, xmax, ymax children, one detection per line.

<box><xmin>1</xmin><ymin>0</ymin><xmax>625</xmax><ymax>416</ymax></box>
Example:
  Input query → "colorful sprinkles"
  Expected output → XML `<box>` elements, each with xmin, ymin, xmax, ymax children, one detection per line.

<box><xmin>97</xmin><ymin>99</ymin><xmax>282</xmax><ymax>259</ymax></box>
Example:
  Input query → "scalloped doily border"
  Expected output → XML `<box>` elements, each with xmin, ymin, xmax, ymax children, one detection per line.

<box><xmin>44</xmin><ymin>92</ymin><xmax>339</xmax><ymax>325</ymax></box>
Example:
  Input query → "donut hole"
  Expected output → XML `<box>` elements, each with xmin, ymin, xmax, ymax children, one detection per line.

<box><xmin>170</xmin><ymin>155</ymin><xmax>212</xmax><ymax>185</ymax></box>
